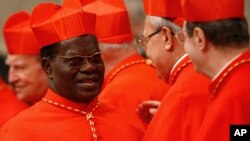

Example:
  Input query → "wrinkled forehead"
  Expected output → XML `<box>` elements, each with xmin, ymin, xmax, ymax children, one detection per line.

<box><xmin>56</xmin><ymin>35</ymin><xmax>100</xmax><ymax>56</ymax></box>
<box><xmin>6</xmin><ymin>55</ymin><xmax>39</xmax><ymax>65</ymax></box>
<box><xmin>145</xmin><ymin>16</ymin><xmax>156</xmax><ymax>28</ymax></box>
<box><xmin>142</xmin><ymin>16</ymin><xmax>155</xmax><ymax>35</ymax></box>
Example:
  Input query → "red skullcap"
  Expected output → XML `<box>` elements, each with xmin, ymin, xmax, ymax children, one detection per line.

<box><xmin>143</xmin><ymin>0</ymin><xmax>183</xmax><ymax>27</ymax></box>
<box><xmin>3</xmin><ymin>11</ymin><xmax>41</xmax><ymax>55</ymax></box>
<box><xmin>30</xmin><ymin>3</ymin><xmax>96</xmax><ymax>47</ymax></box>
<box><xmin>181</xmin><ymin>0</ymin><xmax>244</xmax><ymax>22</ymax></box>
<box><xmin>63</xmin><ymin>0</ymin><xmax>133</xmax><ymax>44</ymax></box>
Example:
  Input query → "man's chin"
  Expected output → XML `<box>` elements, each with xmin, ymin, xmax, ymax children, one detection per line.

<box><xmin>16</xmin><ymin>91</ymin><xmax>29</xmax><ymax>100</ymax></box>
<box><xmin>75</xmin><ymin>93</ymin><xmax>98</xmax><ymax>103</ymax></box>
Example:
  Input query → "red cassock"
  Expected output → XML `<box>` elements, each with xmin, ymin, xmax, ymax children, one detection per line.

<box><xmin>197</xmin><ymin>50</ymin><xmax>250</xmax><ymax>141</ymax></box>
<box><xmin>99</xmin><ymin>54</ymin><xmax>169</xmax><ymax>131</ymax></box>
<box><xmin>0</xmin><ymin>89</ymin><xmax>143</xmax><ymax>141</ymax></box>
<box><xmin>143</xmin><ymin>55</ymin><xmax>211</xmax><ymax>141</ymax></box>
<box><xmin>0</xmin><ymin>79</ymin><xmax>28</xmax><ymax>127</ymax></box>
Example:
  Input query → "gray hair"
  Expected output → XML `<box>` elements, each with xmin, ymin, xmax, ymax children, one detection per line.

<box><xmin>148</xmin><ymin>16</ymin><xmax>182</xmax><ymax>33</ymax></box>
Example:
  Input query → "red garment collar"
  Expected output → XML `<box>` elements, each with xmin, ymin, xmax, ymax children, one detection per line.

<box><xmin>0</xmin><ymin>78</ymin><xmax>11</xmax><ymax>93</ymax></box>
<box><xmin>103</xmin><ymin>54</ymin><xmax>146</xmax><ymax>87</ymax></box>
<box><xmin>43</xmin><ymin>88</ymin><xmax>99</xmax><ymax>113</ymax></box>
<box><xmin>168</xmin><ymin>55</ymin><xmax>192</xmax><ymax>85</ymax></box>
<box><xmin>0</xmin><ymin>79</ymin><xmax>6</xmax><ymax>92</ymax></box>
<box><xmin>209</xmin><ymin>50</ymin><xmax>250</xmax><ymax>99</ymax></box>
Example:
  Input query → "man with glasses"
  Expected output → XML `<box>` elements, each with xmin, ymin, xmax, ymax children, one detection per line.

<box><xmin>0</xmin><ymin>3</ymin><xmax>143</xmax><ymax>141</ymax></box>
<box><xmin>137</xmin><ymin>0</ymin><xmax>211</xmax><ymax>141</ymax></box>
<box><xmin>66</xmin><ymin>0</ymin><xmax>170</xmax><ymax>132</ymax></box>
<box><xmin>181</xmin><ymin>0</ymin><xmax>250</xmax><ymax>140</ymax></box>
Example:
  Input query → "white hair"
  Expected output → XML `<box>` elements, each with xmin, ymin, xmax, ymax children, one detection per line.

<box><xmin>148</xmin><ymin>16</ymin><xmax>182</xmax><ymax>33</ymax></box>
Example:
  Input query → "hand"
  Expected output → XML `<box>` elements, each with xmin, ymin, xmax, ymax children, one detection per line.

<box><xmin>136</xmin><ymin>100</ymin><xmax>161</xmax><ymax>123</ymax></box>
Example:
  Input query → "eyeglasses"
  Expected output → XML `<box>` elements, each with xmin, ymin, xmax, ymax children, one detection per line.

<box><xmin>58</xmin><ymin>51</ymin><xmax>103</xmax><ymax>70</ymax></box>
<box><xmin>138</xmin><ymin>28</ymin><xmax>162</xmax><ymax>48</ymax></box>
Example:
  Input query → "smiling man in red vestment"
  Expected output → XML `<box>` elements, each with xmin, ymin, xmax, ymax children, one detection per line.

<box><xmin>3</xmin><ymin>11</ymin><xmax>48</xmax><ymax>105</ymax></box>
<box><xmin>137</xmin><ymin>0</ymin><xmax>211</xmax><ymax>141</ymax></box>
<box><xmin>0</xmin><ymin>2</ymin><xmax>143</xmax><ymax>141</ymax></box>
<box><xmin>180</xmin><ymin>0</ymin><xmax>250</xmax><ymax>140</ymax></box>
<box><xmin>62</xmin><ymin>0</ymin><xmax>170</xmax><ymax>131</ymax></box>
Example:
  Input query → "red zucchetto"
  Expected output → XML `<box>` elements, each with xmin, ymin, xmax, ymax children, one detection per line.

<box><xmin>3</xmin><ymin>11</ymin><xmax>41</xmax><ymax>55</ymax></box>
<box><xmin>30</xmin><ymin>3</ymin><xmax>96</xmax><ymax>47</ymax></box>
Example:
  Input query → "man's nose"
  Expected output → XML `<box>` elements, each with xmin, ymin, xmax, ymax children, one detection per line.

<box><xmin>79</xmin><ymin>59</ymin><xmax>96</xmax><ymax>73</ymax></box>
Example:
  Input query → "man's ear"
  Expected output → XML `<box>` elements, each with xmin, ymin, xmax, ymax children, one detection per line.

<box><xmin>41</xmin><ymin>57</ymin><xmax>53</xmax><ymax>79</ymax></box>
<box><xmin>161</xmin><ymin>27</ymin><xmax>173</xmax><ymax>51</ymax></box>
<box><xmin>193</xmin><ymin>27</ymin><xmax>206</xmax><ymax>51</ymax></box>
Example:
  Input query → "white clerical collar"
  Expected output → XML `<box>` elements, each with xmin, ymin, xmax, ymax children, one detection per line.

<box><xmin>170</xmin><ymin>53</ymin><xmax>188</xmax><ymax>75</ymax></box>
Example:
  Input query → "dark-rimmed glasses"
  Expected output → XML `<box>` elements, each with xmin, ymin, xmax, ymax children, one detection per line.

<box><xmin>138</xmin><ymin>28</ymin><xmax>162</xmax><ymax>48</ymax></box>
<box><xmin>58</xmin><ymin>51</ymin><xmax>103</xmax><ymax>70</ymax></box>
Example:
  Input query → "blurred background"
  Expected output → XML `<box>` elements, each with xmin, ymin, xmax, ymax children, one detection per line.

<box><xmin>0</xmin><ymin>0</ymin><xmax>250</xmax><ymax>81</ymax></box>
